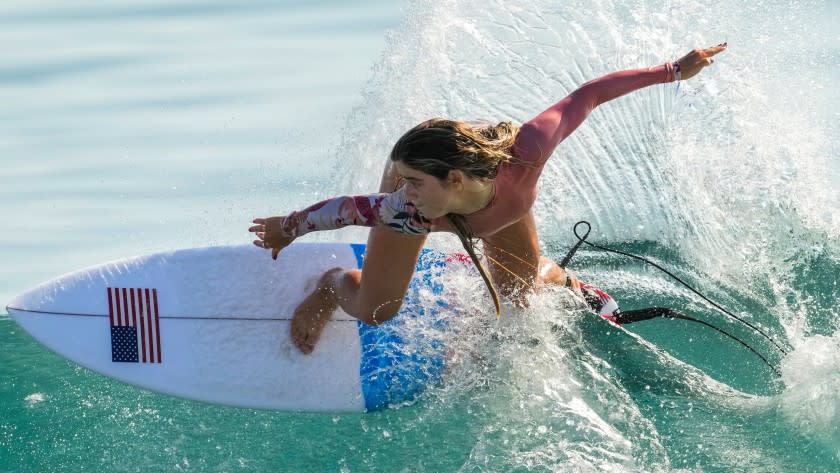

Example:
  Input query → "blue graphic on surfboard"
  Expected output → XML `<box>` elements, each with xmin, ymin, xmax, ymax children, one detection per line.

<box><xmin>5</xmin><ymin>243</ymin><xmax>450</xmax><ymax>412</ymax></box>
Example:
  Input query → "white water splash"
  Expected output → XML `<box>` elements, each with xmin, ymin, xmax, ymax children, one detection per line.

<box><xmin>25</xmin><ymin>392</ymin><xmax>46</xmax><ymax>406</ymax></box>
<box><xmin>779</xmin><ymin>332</ymin><xmax>840</xmax><ymax>456</ymax></box>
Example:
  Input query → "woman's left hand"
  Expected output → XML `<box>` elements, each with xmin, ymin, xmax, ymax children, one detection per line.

<box><xmin>676</xmin><ymin>42</ymin><xmax>727</xmax><ymax>81</ymax></box>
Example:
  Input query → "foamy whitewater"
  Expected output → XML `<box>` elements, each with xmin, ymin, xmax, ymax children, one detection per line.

<box><xmin>2</xmin><ymin>0</ymin><xmax>838</xmax><ymax>471</ymax></box>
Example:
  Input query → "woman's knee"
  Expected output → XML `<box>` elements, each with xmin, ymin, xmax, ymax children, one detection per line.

<box><xmin>351</xmin><ymin>298</ymin><xmax>405</xmax><ymax>325</ymax></box>
<box><xmin>538</xmin><ymin>256</ymin><xmax>565</xmax><ymax>285</ymax></box>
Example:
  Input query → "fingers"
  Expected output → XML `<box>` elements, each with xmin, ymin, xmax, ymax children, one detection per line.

<box><xmin>250</xmin><ymin>216</ymin><xmax>290</xmax><ymax>258</ymax></box>
<box><xmin>707</xmin><ymin>42</ymin><xmax>728</xmax><ymax>55</ymax></box>
<box><xmin>676</xmin><ymin>42</ymin><xmax>727</xmax><ymax>80</ymax></box>
<box><xmin>689</xmin><ymin>42</ymin><xmax>727</xmax><ymax>60</ymax></box>
<box><xmin>296</xmin><ymin>335</ymin><xmax>315</xmax><ymax>355</ymax></box>
<box><xmin>250</xmin><ymin>218</ymin><xmax>265</xmax><ymax>234</ymax></box>
<box><xmin>700</xmin><ymin>42</ymin><xmax>727</xmax><ymax>62</ymax></box>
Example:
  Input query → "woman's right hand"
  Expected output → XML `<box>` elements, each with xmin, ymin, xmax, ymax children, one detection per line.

<box><xmin>250</xmin><ymin>214</ymin><xmax>299</xmax><ymax>260</ymax></box>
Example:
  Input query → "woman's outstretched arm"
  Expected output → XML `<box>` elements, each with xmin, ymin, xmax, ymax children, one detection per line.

<box><xmin>250</xmin><ymin>187</ymin><xmax>431</xmax><ymax>259</ymax></box>
<box><xmin>516</xmin><ymin>43</ymin><xmax>728</xmax><ymax>162</ymax></box>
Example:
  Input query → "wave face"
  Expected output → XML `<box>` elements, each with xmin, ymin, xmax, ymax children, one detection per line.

<box><xmin>331</xmin><ymin>0</ymin><xmax>840</xmax><ymax>470</ymax></box>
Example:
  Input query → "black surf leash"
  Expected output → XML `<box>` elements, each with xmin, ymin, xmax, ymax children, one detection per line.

<box><xmin>561</xmin><ymin>220</ymin><xmax>788</xmax><ymax>376</ymax></box>
<box><xmin>614</xmin><ymin>307</ymin><xmax>782</xmax><ymax>376</ymax></box>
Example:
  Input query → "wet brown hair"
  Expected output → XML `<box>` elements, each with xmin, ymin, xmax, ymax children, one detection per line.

<box><xmin>389</xmin><ymin>118</ymin><xmax>521</xmax><ymax>317</ymax></box>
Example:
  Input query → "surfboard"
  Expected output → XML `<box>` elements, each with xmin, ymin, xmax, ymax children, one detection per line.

<box><xmin>5</xmin><ymin>243</ymin><xmax>450</xmax><ymax>412</ymax></box>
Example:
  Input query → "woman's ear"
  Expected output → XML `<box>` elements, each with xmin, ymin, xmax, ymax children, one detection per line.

<box><xmin>446</xmin><ymin>170</ymin><xmax>465</xmax><ymax>190</ymax></box>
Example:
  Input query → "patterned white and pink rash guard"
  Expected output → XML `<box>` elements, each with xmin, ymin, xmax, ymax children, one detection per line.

<box><xmin>280</xmin><ymin>63</ymin><xmax>679</xmax><ymax>240</ymax></box>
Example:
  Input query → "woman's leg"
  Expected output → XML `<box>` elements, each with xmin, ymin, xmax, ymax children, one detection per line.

<box><xmin>291</xmin><ymin>162</ymin><xmax>426</xmax><ymax>354</ymax></box>
<box><xmin>482</xmin><ymin>210</ymin><xmax>578</xmax><ymax>304</ymax></box>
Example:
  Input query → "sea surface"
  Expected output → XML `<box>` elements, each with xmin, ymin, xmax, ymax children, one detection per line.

<box><xmin>2</xmin><ymin>0</ymin><xmax>839</xmax><ymax>471</ymax></box>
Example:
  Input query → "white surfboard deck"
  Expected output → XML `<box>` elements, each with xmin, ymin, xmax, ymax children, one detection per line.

<box><xmin>6</xmin><ymin>242</ymin><xmax>448</xmax><ymax>412</ymax></box>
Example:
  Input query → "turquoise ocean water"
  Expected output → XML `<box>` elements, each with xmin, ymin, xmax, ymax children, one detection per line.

<box><xmin>2</xmin><ymin>0</ymin><xmax>839</xmax><ymax>471</ymax></box>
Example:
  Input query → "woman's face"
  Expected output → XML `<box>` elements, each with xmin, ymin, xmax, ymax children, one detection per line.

<box><xmin>393</xmin><ymin>161</ymin><xmax>454</xmax><ymax>219</ymax></box>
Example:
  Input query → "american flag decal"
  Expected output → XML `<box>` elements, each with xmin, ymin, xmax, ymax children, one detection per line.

<box><xmin>107</xmin><ymin>288</ymin><xmax>162</xmax><ymax>364</ymax></box>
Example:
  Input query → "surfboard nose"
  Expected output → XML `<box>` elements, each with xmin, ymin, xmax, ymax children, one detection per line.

<box><xmin>6</xmin><ymin>284</ymin><xmax>61</xmax><ymax>319</ymax></box>
<box><xmin>6</xmin><ymin>270</ymin><xmax>109</xmax><ymax>319</ymax></box>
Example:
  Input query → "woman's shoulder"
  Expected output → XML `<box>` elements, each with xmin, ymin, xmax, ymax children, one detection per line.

<box><xmin>512</xmin><ymin>121</ymin><xmax>552</xmax><ymax>165</ymax></box>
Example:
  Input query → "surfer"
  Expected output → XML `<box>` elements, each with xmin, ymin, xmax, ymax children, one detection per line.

<box><xmin>251</xmin><ymin>43</ymin><xmax>727</xmax><ymax>354</ymax></box>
